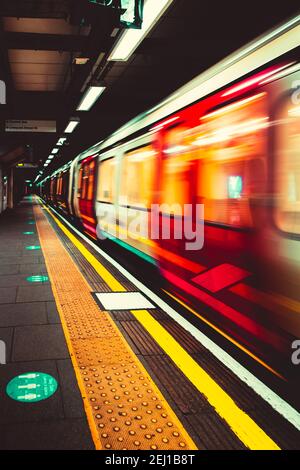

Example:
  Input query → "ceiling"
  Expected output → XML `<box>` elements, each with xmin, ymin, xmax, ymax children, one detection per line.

<box><xmin>0</xmin><ymin>0</ymin><xmax>299</xmax><ymax>176</ymax></box>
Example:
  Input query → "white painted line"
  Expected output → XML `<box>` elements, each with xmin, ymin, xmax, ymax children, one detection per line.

<box><xmin>45</xmin><ymin>202</ymin><xmax>300</xmax><ymax>431</ymax></box>
<box><xmin>95</xmin><ymin>291</ymin><xmax>155</xmax><ymax>310</ymax></box>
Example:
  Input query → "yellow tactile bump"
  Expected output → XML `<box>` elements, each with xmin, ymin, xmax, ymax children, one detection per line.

<box><xmin>33</xmin><ymin>203</ymin><xmax>197</xmax><ymax>451</ymax></box>
<box><xmin>78</xmin><ymin>363</ymin><xmax>191</xmax><ymax>450</ymax></box>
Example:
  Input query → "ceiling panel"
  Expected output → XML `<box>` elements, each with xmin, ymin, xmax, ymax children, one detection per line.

<box><xmin>3</xmin><ymin>17</ymin><xmax>89</xmax><ymax>35</ymax></box>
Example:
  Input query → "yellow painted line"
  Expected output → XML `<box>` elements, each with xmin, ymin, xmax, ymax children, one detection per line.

<box><xmin>41</xmin><ymin>199</ymin><xmax>281</xmax><ymax>450</ymax></box>
<box><xmin>163</xmin><ymin>290</ymin><xmax>285</xmax><ymax>380</ymax></box>
<box><xmin>42</xmin><ymin>204</ymin><xmax>125</xmax><ymax>292</ymax></box>
<box><xmin>131</xmin><ymin>310</ymin><xmax>280</xmax><ymax>450</ymax></box>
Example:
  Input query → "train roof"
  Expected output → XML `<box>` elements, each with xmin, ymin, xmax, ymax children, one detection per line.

<box><xmin>43</xmin><ymin>13</ymin><xmax>300</xmax><ymax>181</ymax></box>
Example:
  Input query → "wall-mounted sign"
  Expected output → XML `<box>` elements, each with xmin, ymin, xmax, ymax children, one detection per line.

<box><xmin>16</xmin><ymin>163</ymin><xmax>38</xmax><ymax>168</ymax></box>
<box><xmin>88</xmin><ymin>0</ymin><xmax>144</xmax><ymax>28</ymax></box>
<box><xmin>5</xmin><ymin>120</ymin><xmax>56</xmax><ymax>133</ymax></box>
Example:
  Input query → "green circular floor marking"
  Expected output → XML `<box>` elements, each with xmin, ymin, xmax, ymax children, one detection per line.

<box><xmin>26</xmin><ymin>275</ymin><xmax>49</xmax><ymax>283</ymax></box>
<box><xmin>6</xmin><ymin>372</ymin><xmax>58</xmax><ymax>403</ymax></box>
<box><xmin>25</xmin><ymin>245</ymin><xmax>40</xmax><ymax>251</ymax></box>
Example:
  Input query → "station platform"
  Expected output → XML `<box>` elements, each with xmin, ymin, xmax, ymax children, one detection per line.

<box><xmin>0</xmin><ymin>196</ymin><xmax>299</xmax><ymax>451</ymax></box>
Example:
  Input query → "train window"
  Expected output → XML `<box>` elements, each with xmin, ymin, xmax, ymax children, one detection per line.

<box><xmin>81</xmin><ymin>163</ymin><xmax>89</xmax><ymax>199</ymax></box>
<box><xmin>119</xmin><ymin>145</ymin><xmax>156</xmax><ymax>208</ymax></box>
<box><xmin>77</xmin><ymin>168</ymin><xmax>83</xmax><ymax>198</ymax></box>
<box><xmin>98</xmin><ymin>157</ymin><xmax>116</xmax><ymax>203</ymax></box>
<box><xmin>162</xmin><ymin>92</ymin><xmax>268</xmax><ymax>226</ymax></box>
<box><xmin>275</xmin><ymin>101</ymin><xmax>300</xmax><ymax>234</ymax></box>
<box><xmin>87</xmin><ymin>160</ymin><xmax>95</xmax><ymax>201</ymax></box>
<box><xmin>161</xmin><ymin>126</ymin><xmax>193</xmax><ymax>215</ymax></box>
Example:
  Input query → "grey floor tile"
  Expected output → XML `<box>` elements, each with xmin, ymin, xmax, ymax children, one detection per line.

<box><xmin>0</xmin><ymin>418</ymin><xmax>94</xmax><ymax>450</ymax></box>
<box><xmin>0</xmin><ymin>287</ymin><xmax>17</xmax><ymax>304</ymax></box>
<box><xmin>19</xmin><ymin>264</ymin><xmax>47</xmax><ymax>275</ymax></box>
<box><xmin>56</xmin><ymin>359</ymin><xmax>85</xmax><ymax>419</ymax></box>
<box><xmin>16</xmin><ymin>285</ymin><xmax>54</xmax><ymax>303</ymax></box>
<box><xmin>12</xmin><ymin>324</ymin><xmax>69</xmax><ymax>361</ymax></box>
<box><xmin>0</xmin><ymin>274</ymin><xmax>49</xmax><ymax>288</ymax></box>
<box><xmin>0</xmin><ymin>265</ymin><xmax>19</xmax><ymax>275</ymax></box>
<box><xmin>0</xmin><ymin>257</ymin><xmax>20</xmax><ymax>266</ymax></box>
<box><xmin>46</xmin><ymin>302</ymin><xmax>60</xmax><ymax>324</ymax></box>
<box><xmin>0</xmin><ymin>302</ymin><xmax>47</xmax><ymax>327</ymax></box>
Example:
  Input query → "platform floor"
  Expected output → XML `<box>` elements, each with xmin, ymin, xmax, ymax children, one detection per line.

<box><xmin>0</xmin><ymin>196</ymin><xmax>299</xmax><ymax>450</ymax></box>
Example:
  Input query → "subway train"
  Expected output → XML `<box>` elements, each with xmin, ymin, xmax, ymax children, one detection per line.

<box><xmin>40</xmin><ymin>23</ymin><xmax>300</xmax><ymax>377</ymax></box>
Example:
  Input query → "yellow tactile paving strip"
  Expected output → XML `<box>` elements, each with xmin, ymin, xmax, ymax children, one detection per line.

<box><xmin>33</xmin><ymin>203</ymin><xmax>197</xmax><ymax>450</ymax></box>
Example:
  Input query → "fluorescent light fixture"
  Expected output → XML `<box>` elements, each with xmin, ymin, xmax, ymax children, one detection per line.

<box><xmin>74</xmin><ymin>57</ymin><xmax>89</xmax><ymax>65</ymax></box>
<box><xmin>64</xmin><ymin>118</ymin><xmax>80</xmax><ymax>134</ymax></box>
<box><xmin>108</xmin><ymin>0</ymin><xmax>175</xmax><ymax>61</ymax></box>
<box><xmin>46</xmin><ymin>159</ymin><xmax>51</xmax><ymax>164</ymax></box>
<box><xmin>77</xmin><ymin>85</ymin><xmax>106</xmax><ymax>111</ymax></box>
<box><xmin>51</xmin><ymin>148</ymin><xmax>59</xmax><ymax>154</ymax></box>
<box><xmin>44</xmin><ymin>163</ymin><xmax>49</xmax><ymax>167</ymax></box>
<box><xmin>48</xmin><ymin>155</ymin><xmax>55</xmax><ymax>160</ymax></box>
<box><xmin>25</xmin><ymin>180</ymin><xmax>31</xmax><ymax>183</ymax></box>
<box><xmin>57</xmin><ymin>137</ymin><xmax>67</xmax><ymax>146</ymax></box>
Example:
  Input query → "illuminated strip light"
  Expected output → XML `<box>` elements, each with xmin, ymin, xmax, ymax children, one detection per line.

<box><xmin>48</xmin><ymin>155</ymin><xmax>55</xmax><ymax>160</ymax></box>
<box><xmin>203</xmin><ymin>92</ymin><xmax>266</xmax><ymax>120</ymax></box>
<box><xmin>288</xmin><ymin>106</ymin><xmax>300</xmax><ymax>117</ymax></box>
<box><xmin>108</xmin><ymin>0</ymin><xmax>175</xmax><ymax>61</ymax></box>
<box><xmin>194</xmin><ymin>117</ymin><xmax>269</xmax><ymax>147</ymax></box>
<box><xmin>57</xmin><ymin>137</ymin><xmax>67</xmax><ymax>146</ymax></box>
<box><xmin>259</xmin><ymin>62</ymin><xmax>300</xmax><ymax>85</ymax></box>
<box><xmin>42</xmin><ymin>202</ymin><xmax>300</xmax><ymax>432</ymax></box>
<box><xmin>77</xmin><ymin>85</ymin><xmax>106</xmax><ymax>111</ymax></box>
<box><xmin>51</xmin><ymin>148</ymin><xmax>59</xmax><ymax>154</ymax></box>
<box><xmin>64</xmin><ymin>118</ymin><xmax>80</xmax><ymax>134</ymax></box>
<box><xmin>101</xmin><ymin>16</ymin><xmax>300</xmax><ymax>150</ymax></box>
<box><xmin>221</xmin><ymin>62</ymin><xmax>295</xmax><ymax>97</ymax></box>
<box><xmin>151</xmin><ymin>116</ymin><xmax>179</xmax><ymax>132</ymax></box>
<box><xmin>164</xmin><ymin>145</ymin><xmax>188</xmax><ymax>154</ymax></box>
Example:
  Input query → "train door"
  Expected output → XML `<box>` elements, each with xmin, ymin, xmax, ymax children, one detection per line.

<box><xmin>78</xmin><ymin>155</ymin><xmax>98</xmax><ymax>237</ymax></box>
<box><xmin>156</xmin><ymin>124</ymin><xmax>199</xmax><ymax>278</ymax></box>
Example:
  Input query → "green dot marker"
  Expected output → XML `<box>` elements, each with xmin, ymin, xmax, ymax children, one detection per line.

<box><xmin>26</xmin><ymin>245</ymin><xmax>40</xmax><ymax>251</ymax></box>
<box><xmin>26</xmin><ymin>275</ymin><xmax>49</xmax><ymax>283</ymax></box>
<box><xmin>6</xmin><ymin>372</ymin><xmax>58</xmax><ymax>403</ymax></box>
<box><xmin>23</xmin><ymin>231</ymin><xmax>34</xmax><ymax>235</ymax></box>
<box><xmin>28</xmin><ymin>221</ymin><xmax>35</xmax><ymax>225</ymax></box>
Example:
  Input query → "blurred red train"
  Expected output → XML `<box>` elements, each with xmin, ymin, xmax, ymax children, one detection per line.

<box><xmin>40</xmin><ymin>20</ymin><xmax>300</xmax><ymax>376</ymax></box>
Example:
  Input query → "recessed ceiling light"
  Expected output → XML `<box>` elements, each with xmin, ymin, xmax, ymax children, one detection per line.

<box><xmin>77</xmin><ymin>84</ymin><xmax>106</xmax><ymax>111</ymax></box>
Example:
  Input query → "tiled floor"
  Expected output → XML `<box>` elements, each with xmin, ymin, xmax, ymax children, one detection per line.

<box><xmin>0</xmin><ymin>197</ymin><xmax>94</xmax><ymax>450</ymax></box>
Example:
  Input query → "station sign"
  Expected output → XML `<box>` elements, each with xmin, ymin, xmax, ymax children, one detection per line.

<box><xmin>88</xmin><ymin>0</ymin><xmax>144</xmax><ymax>28</ymax></box>
<box><xmin>5</xmin><ymin>120</ymin><xmax>56</xmax><ymax>133</ymax></box>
